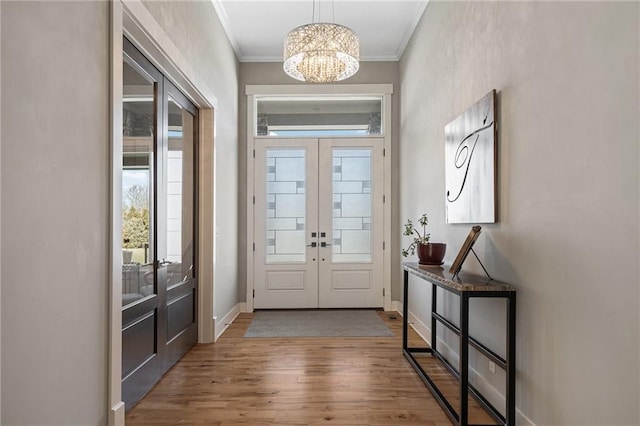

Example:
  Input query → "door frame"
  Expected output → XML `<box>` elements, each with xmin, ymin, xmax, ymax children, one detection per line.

<box><xmin>245</xmin><ymin>84</ymin><xmax>393</xmax><ymax>313</ymax></box>
<box><xmin>110</xmin><ymin>1</ymin><xmax>218</xmax><ymax>424</ymax></box>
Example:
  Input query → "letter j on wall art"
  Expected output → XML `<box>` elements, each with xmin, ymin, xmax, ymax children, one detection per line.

<box><xmin>445</xmin><ymin>89</ymin><xmax>497</xmax><ymax>224</ymax></box>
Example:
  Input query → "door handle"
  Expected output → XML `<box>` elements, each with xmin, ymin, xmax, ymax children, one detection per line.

<box><xmin>320</xmin><ymin>242</ymin><xmax>332</xmax><ymax>247</ymax></box>
<box><xmin>306</xmin><ymin>242</ymin><xmax>317</xmax><ymax>247</ymax></box>
<box><xmin>157</xmin><ymin>259</ymin><xmax>172</xmax><ymax>267</ymax></box>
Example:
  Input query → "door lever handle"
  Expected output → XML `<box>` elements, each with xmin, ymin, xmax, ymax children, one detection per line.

<box><xmin>320</xmin><ymin>242</ymin><xmax>332</xmax><ymax>247</ymax></box>
<box><xmin>306</xmin><ymin>242</ymin><xmax>317</xmax><ymax>247</ymax></box>
<box><xmin>157</xmin><ymin>259</ymin><xmax>172</xmax><ymax>267</ymax></box>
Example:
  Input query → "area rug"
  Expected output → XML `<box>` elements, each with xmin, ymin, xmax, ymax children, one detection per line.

<box><xmin>243</xmin><ymin>310</ymin><xmax>394</xmax><ymax>338</ymax></box>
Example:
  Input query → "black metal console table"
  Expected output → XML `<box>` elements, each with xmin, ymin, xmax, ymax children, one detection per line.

<box><xmin>402</xmin><ymin>262</ymin><xmax>516</xmax><ymax>426</ymax></box>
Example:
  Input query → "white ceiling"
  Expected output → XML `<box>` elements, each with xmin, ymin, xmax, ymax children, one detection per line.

<box><xmin>211</xmin><ymin>0</ymin><xmax>429</xmax><ymax>62</ymax></box>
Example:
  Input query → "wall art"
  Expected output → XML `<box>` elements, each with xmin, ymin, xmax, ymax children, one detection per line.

<box><xmin>445</xmin><ymin>90</ymin><xmax>497</xmax><ymax>223</ymax></box>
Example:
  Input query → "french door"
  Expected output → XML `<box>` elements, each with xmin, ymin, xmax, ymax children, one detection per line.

<box><xmin>254</xmin><ymin>138</ymin><xmax>383</xmax><ymax>309</ymax></box>
<box><xmin>121</xmin><ymin>37</ymin><xmax>198</xmax><ymax>410</ymax></box>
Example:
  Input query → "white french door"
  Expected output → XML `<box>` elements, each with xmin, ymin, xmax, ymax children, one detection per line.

<box><xmin>254</xmin><ymin>138</ymin><xmax>383</xmax><ymax>309</ymax></box>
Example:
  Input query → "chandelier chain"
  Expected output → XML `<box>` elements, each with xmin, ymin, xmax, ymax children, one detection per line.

<box><xmin>332</xmin><ymin>0</ymin><xmax>335</xmax><ymax>23</ymax></box>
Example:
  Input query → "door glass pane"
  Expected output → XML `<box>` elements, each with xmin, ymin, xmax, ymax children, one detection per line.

<box><xmin>166</xmin><ymin>96</ymin><xmax>195</xmax><ymax>287</ymax></box>
<box><xmin>332</xmin><ymin>148</ymin><xmax>372</xmax><ymax>263</ymax></box>
<box><xmin>122</xmin><ymin>56</ymin><xmax>155</xmax><ymax>306</ymax></box>
<box><xmin>265</xmin><ymin>149</ymin><xmax>306</xmax><ymax>263</ymax></box>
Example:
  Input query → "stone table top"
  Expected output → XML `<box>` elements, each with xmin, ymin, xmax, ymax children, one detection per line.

<box><xmin>403</xmin><ymin>262</ymin><xmax>515</xmax><ymax>292</ymax></box>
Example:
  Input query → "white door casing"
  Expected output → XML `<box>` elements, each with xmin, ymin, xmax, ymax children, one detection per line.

<box><xmin>245</xmin><ymin>84</ymin><xmax>394</xmax><ymax>313</ymax></box>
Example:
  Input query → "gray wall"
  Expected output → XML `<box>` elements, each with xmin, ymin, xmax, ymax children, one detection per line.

<box><xmin>1</xmin><ymin>1</ymin><xmax>110</xmax><ymax>424</ymax></box>
<box><xmin>399</xmin><ymin>1</ymin><xmax>639</xmax><ymax>424</ymax></box>
<box><xmin>238</xmin><ymin>61</ymin><xmax>401</xmax><ymax>301</ymax></box>
<box><xmin>141</xmin><ymin>0</ymin><xmax>241</xmax><ymax>346</ymax></box>
<box><xmin>0</xmin><ymin>2</ymin><xmax>4</xmax><ymax>421</ymax></box>
<box><xmin>0</xmin><ymin>1</ymin><xmax>240</xmax><ymax>424</ymax></box>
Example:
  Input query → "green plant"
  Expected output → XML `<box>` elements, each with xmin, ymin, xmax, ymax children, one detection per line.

<box><xmin>401</xmin><ymin>213</ymin><xmax>430</xmax><ymax>257</ymax></box>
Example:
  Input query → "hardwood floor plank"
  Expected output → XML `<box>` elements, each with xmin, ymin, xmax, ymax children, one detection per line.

<box><xmin>125</xmin><ymin>311</ymin><xmax>494</xmax><ymax>425</ymax></box>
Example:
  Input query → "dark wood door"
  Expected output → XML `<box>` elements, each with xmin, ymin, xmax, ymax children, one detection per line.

<box><xmin>160</xmin><ymin>80</ymin><xmax>198</xmax><ymax>372</ymax></box>
<box><xmin>121</xmin><ymin>37</ymin><xmax>197</xmax><ymax>411</ymax></box>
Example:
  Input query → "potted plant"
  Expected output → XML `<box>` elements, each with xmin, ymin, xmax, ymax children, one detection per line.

<box><xmin>401</xmin><ymin>213</ymin><xmax>446</xmax><ymax>265</ymax></box>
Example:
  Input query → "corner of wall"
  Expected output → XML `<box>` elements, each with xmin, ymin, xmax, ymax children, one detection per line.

<box><xmin>214</xmin><ymin>303</ymin><xmax>243</xmax><ymax>341</ymax></box>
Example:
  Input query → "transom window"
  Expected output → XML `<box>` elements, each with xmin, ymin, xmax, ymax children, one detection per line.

<box><xmin>255</xmin><ymin>95</ymin><xmax>383</xmax><ymax>137</ymax></box>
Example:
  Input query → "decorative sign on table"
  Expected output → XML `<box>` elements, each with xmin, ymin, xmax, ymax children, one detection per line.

<box><xmin>445</xmin><ymin>90</ymin><xmax>497</xmax><ymax>223</ymax></box>
<box><xmin>449</xmin><ymin>225</ymin><xmax>482</xmax><ymax>277</ymax></box>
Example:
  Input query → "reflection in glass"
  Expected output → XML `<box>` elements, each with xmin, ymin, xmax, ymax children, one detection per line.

<box><xmin>332</xmin><ymin>149</ymin><xmax>372</xmax><ymax>263</ymax></box>
<box><xmin>122</xmin><ymin>56</ymin><xmax>154</xmax><ymax>306</ymax></box>
<box><xmin>265</xmin><ymin>149</ymin><xmax>306</xmax><ymax>263</ymax></box>
<box><xmin>166</xmin><ymin>96</ymin><xmax>195</xmax><ymax>288</ymax></box>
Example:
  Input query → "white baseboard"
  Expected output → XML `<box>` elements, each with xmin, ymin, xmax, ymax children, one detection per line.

<box><xmin>214</xmin><ymin>303</ymin><xmax>243</xmax><ymax>341</ymax></box>
<box><xmin>391</xmin><ymin>300</ymin><xmax>535</xmax><ymax>426</ymax></box>
<box><xmin>109</xmin><ymin>401</ymin><xmax>125</xmax><ymax>426</ymax></box>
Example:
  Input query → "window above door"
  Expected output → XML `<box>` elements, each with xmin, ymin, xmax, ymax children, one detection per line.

<box><xmin>254</xmin><ymin>95</ymin><xmax>383</xmax><ymax>137</ymax></box>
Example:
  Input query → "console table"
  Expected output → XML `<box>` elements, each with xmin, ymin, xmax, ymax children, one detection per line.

<box><xmin>402</xmin><ymin>262</ymin><xmax>516</xmax><ymax>426</ymax></box>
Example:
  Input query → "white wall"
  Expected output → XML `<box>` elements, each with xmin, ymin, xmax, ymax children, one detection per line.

<box><xmin>1</xmin><ymin>1</ymin><xmax>110</xmax><ymax>424</ymax></box>
<box><xmin>399</xmin><ymin>1</ymin><xmax>639</xmax><ymax>424</ymax></box>
<box><xmin>140</xmin><ymin>1</ymin><xmax>241</xmax><ymax>328</ymax></box>
<box><xmin>238</xmin><ymin>61</ymin><xmax>401</xmax><ymax>303</ymax></box>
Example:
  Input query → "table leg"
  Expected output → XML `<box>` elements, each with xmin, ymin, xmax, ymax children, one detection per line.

<box><xmin>506</xmin><ymin>293</ymin><xmax>517</xmax><ymax>426</ymax></box>
<box><xmin>459</xmin><ymin>293</ymin><xmax>469</xmax><ymax>426</ymax></box>
<box><xmin>403</xmin><ymin>269</ymin><xmax>409</xmax><ymax>350</ymax></box>
<box><xmin>431</xmin><ymin>283</ymin><xmax>437</xmax><ymax>352</ymax></box>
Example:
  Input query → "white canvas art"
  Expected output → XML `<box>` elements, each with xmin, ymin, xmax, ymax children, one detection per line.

<box><xmin>445</xmin><ymin>90</ymin><xmax>497</xmax><ymax>223</ymax></box>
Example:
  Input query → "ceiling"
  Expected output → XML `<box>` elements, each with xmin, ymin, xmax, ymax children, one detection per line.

<box><xmin>211</xmin><ymin>0</ymin><xmax>429</xmax><ymax>62</ymax></box>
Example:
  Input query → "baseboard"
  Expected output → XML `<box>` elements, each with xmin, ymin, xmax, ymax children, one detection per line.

<box><xmin>109</xmin><ymin>401</ymin><xmax>125</xmax><ymax>426</ymax></box>
<box><xmin>214</xmin><ymin>303</ymin><xmax>242</xmax><ymax>341</ymax></box>
<box><xmin>391</xmin><ymin>300</ymin><xmax>535</xmax><ymax>426</ymax></box>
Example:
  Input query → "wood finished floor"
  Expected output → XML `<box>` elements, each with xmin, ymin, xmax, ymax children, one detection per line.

<box><xmin>125</xmin><ymin>311</ymin><xmax>494</xmax><ymax>425</ymax></box>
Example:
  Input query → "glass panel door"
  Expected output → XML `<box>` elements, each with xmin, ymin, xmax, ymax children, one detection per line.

<box><xmin>121</xmin><ymin>37</ymin><xmax>163</xmax><ymax>410</ymax></box>
<box><xmin>253</xmin><ymin>138</ymin><xmax>383</xmax><ymax>309</ymax></box>
<box><xmin>254</xmin><ymin>140</ymin><xmax>319</xmax><ymax>309</ymax></box>
<box><xmin>318</xmin><ymin>139</ymin><xmax>383</xmax><ymax>308</ymax></box>
<box><xmin>160</xmin><ymin>83</ymin><xmax>198</xmax><ymax>372</ymax></box>
<box><xmin>121</xmin><ymin>37</ymin><xmax>198</xmax><ymax>411</ymax></box>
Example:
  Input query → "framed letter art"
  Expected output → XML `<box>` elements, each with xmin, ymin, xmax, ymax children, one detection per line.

<box><xmin>445</xmin><ymin>90</ymin><xmax>497</xmax><ymax>223</ymax></box>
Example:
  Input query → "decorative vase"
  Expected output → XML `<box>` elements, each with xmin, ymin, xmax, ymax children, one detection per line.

<box><xmin>417</xmin><ymin>242</ymin><xmax>446</xmax><ymax>265</ymax></box>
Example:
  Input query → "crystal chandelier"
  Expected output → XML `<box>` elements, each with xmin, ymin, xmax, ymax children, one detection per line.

<box><xmin>283</xmin><ymin>4</ymin><xmax>359</xmax><ymax>83</ymax></box>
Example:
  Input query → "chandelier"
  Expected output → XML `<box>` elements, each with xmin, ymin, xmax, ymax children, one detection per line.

<box><xmin>283</xmin><ymin>5</ymin><xmax>359</xmax><ymax>83</ymax></box>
